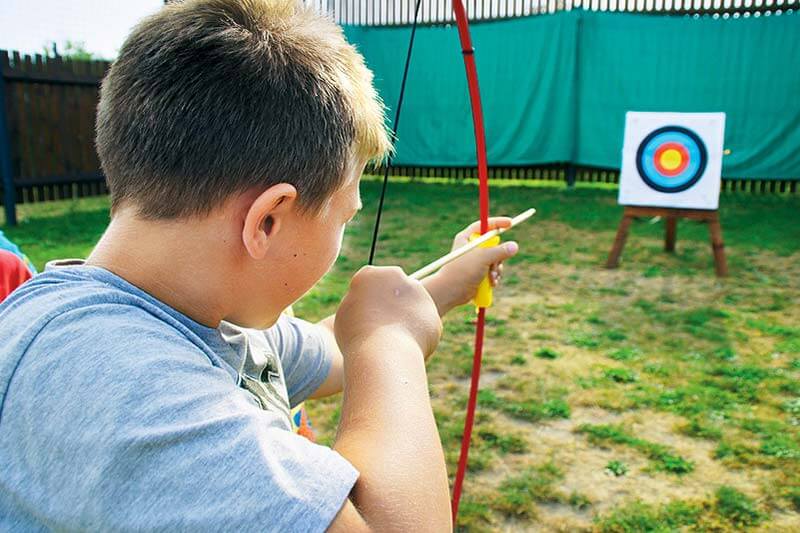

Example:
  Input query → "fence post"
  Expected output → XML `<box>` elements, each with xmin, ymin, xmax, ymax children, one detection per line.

<box><xmin>566</xmin><ymin>164</ymin><xmax>577</xmax><ymax>188</ymax></box>
<box><xmin>0</xmin><ymin>67</ymin><xmax>16</xmax><ymax>226</ymax></box>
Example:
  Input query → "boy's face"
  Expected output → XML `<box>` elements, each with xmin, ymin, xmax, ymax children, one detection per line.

<box><xmin>288</xmin><ymin>158</ymin><xmax>364</xmax><ymax>297</ymax></box>
<box><xmin>233</xmin><ymin>157</ymin><xmax>364</xmax><ymax>328</ymax></box>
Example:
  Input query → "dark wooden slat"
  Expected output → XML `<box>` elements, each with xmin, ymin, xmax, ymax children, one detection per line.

<box><xmin>2</xmin><ymin>52</ymin><xmax>21</xmax><ymax>185</ymax></box>
<box><xmin>1</xmin><ymin>69</ymin><xmax>102</xmax><ymax>87</ymax></box>
<box><xmin>43</xmin><ymin>58</ymin><xmax>60</xmax><ymax>181</ymax></box>
<box><xmin>14</xmin><ymin>53</ymin><xmax>32</xmax><ymax>180</ymax></box>
<box><xmin>0</xmin><ymin>51</ymin><xmax>17</xmax><ymax>223</ymax></box>
<box><xmin>13</xmin><ymin>172</ymin><xmax>104</xmax><ymax>187</ymax></box>
<box><xmin>30</xmin><ymin>55</ymin><xmax>47</xmax><ymax>180</ymax></box>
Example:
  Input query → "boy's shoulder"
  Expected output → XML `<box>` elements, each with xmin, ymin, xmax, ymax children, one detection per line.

<box><xmin>0</xmin><ymin>266</ymin><xmax>356</xmax><ymax>532</ymax></box>
<box><xmin>1</xmin><ymin>263</ymin><xmax>173</xmax><ymax>329</ymax></box>
<box><xmin>0</xmin><ymin>263</ymin><xmax>331</xmax><ymax>418</ymax></box>
<box><xmin>0</xmin><ymin>265</ymin><xmax>237</xmax><ymax>409</ymax></box>
<box><xmin>0</xmin><ymin>263</ymin><xmax>211</xmax><ymax>352</ymax></box>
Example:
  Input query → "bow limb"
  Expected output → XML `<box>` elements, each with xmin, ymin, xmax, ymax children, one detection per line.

<box><xmin>450</xmin><ymin>0</ymin><xmax>492</xmax><ymax>522</ymax></box>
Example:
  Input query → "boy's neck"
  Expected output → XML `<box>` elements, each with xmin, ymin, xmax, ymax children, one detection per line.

<box><xmin>87</xmin><ymin>210</ymin><xmax>239</xmax><ymax>328</ymax></box>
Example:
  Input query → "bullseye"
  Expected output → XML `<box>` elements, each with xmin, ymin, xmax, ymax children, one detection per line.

<box><xmin>654</xmin><ymin>142</ymin><xmax>689</xmax><ymax>176</ymax></box>
<box><xmin>635</xmin><ymin>126</ymin><xmax>707</xmax><ymax>193</ymax></box>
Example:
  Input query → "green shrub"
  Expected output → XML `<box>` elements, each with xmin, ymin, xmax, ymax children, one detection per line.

<box><xmin>568</xmin><ymin>331</ymin><xmax>600</xmax><ymax>348</ymax></box>
<box><xmin>535</xmin><ymin>347</ymin><xmax>559</xmax><ymax>359</ymax></box>
<box><xmin>478</xmin><ymin>429</ymin><xmax>528</xmax><ymax>454</ymax></box>
<box><xmin>714</xmin><ymin>486</ymin><xmax>766</xmax><ymax>527</ymax></box>
<box><xmin>492</xmin><ymin>462</ymin><xmax>564</xmax><ymax>518</ymax></box>
<box><xmin>679</xmin><ymin>418</ymin><xmax>723</xmax><ymax>441</ymax></box>
<box><xmin>604</xmin><ymin>329</ymin><xmax>628</xmax><ymax>342</ymax></box>
<box><xmin>605</xmin><ymin>460</ymin><xmax>628</xmax><ymax>477</ymax></box>
<box><xmin>579</xmin><ymin>424</ymin><xmax>694</xmax><ymax>475</ymax></box>
<box><xmin>568</xmin><ymin>492</ymin><xmax>591</xmax><ymax>510</ymax></box>
<box><xmin>604</xmin><ymin>368</ymin><xmax>638</xmax><ymax>384</ymax></box>
<box><xmin>608</xmin><ymin>347</ymin><xmax>642</xmax><ymax>361</ymax></box>
<box><xmin>786</xmin><ymin>488</ymin><xmax>800</xmax><ymax>512</ymax></box>
<box><xmin>502</xmin><ymin>398</ymin><xmax>571</xmax><ymax>421</ymax></box>
<box><xmin>596</xmin><ymin>499</ymin><xmax>702</xmax><ymax>532</ymax></box>
<box><xmin>510</xmin><ymin>354</ymin><xmax>527</xmax><ymax>365</ymax></box>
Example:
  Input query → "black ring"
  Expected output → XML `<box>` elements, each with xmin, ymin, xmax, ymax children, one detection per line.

<box><xmin>635</xmin><ymin>126</ymin><xmax>708</xmax><ymax>193</ymax></box>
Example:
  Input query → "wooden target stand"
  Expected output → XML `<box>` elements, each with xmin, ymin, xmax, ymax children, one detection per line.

<box><xmin>605</xmin><ymin>206</ymin><xmax>728</xmax><ymax>277</ymax></box>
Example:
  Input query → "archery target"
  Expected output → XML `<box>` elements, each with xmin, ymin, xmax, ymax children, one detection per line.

<box><xmin>619</xmin><ymin>112</ymin><xmax>725</xmax><ymax>210</ymax></box>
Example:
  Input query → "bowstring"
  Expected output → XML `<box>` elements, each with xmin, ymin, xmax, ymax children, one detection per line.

<box><xmin>367</xmin><ymin>0</ymin><xmax>423</xmax><ymax>265</ymax></box>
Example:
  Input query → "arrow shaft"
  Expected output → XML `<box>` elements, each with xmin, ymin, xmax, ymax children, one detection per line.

<box><xmin>410</xmin><ymin>208</ymin><xmax>535</xmax><ymax>280</ymax></box>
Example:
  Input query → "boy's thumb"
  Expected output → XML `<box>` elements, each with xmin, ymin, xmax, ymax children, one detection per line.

<box><xmin>480</xmin><ymin>241</ymin><xmax>519</xmax><ymax>264</ymax></box>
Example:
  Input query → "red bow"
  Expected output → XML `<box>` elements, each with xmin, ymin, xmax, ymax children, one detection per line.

<box><xmin>449</xmin><ymin>0</ymin><xmax>492</xmax><ymax>521</ymax></box>
<box><xmin>366</xmin><ymin>0</ymin><xmax>492</xmax><ymax>523</ymax></box>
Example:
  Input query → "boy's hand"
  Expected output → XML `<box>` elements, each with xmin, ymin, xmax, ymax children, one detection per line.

<box><xmin>424</xmin><ymin>217</ymin><xmax>520</xmax><ymax>316</ymax></box>
<box><xmin>335</xmin><ymin>266</ymin><xmax>442</xmax><ymax>359</ymax></box>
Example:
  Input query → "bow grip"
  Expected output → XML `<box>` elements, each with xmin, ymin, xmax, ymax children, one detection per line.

<box><xmin>469</xmin><ymin>233</ymin><xmax>501</xmax><ymax>309</ymax></box>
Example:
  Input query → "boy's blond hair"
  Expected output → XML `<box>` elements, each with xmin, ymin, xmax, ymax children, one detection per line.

<box><xmin>96</xmin><ymin>0</ymin><xmax>391</xmax><ymax>219</ymax></box>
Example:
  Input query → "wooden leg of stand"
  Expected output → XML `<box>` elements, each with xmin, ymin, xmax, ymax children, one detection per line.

<box><xmin>665</xmin><ymin>217</ymin><xmax>677</xmax><ymax>252</ymax></box>
<box><xmin>708</xmin><ymin>213</ymin><xmax>728</xmax><ymax>277</ymax></box>
<box><xmin>606</xmin><ymin>212</ymin><xmax>633</xmax><ymax>269</ymax></box>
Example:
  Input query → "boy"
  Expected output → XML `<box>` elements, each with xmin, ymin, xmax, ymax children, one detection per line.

<box><xmin>0</xmin><ymin>1</ymin><xmax>518</xmax><ymax>531</ymax></box>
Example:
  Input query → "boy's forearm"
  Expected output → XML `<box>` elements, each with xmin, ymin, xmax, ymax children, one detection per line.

<box><xmin>422</xmin><ymin>272</ymin><xmax>460</xmax><ymax>317</ymax></box>
<box><xmin>332</xmin><ymin>335</ymin><xmax>451</xmax><ymax>531</ymax></box>
<box><xmin>312</xmin><ymin>279</ymin><xmax>454</xmax><ymax>398</ymax></box>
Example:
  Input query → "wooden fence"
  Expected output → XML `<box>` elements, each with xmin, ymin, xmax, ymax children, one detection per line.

<box><xmin>0</xmin><ymin>51</ymin><xmax>110</xmax><ymax>225</ymax></box>
<box><xmin>3</xmin><ymin>1</ymin><xmax>799</xmax><ymax>224</ymax></box>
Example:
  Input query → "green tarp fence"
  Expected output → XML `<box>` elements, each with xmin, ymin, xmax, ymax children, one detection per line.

<box><xmin>344</xmin><ymin>10</ymin><xmax>800</xmax><ymax>179</ymax></box>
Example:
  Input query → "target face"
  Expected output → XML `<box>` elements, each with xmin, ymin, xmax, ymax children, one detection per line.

<box><xmin>619</xmin><ymin>112</ymin><xmax>725</xmax><ymax>210</ymax></box>
<box><xmin>635</xmin><ymin>126</ymin><xmax>708</xmax><ymax>193</ymax></box>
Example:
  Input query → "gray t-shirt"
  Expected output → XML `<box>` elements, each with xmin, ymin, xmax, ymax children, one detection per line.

<box><xmin>0</xmin><ymin>264</ymin><xmax>357</xmax><ymax>532</ymax></box>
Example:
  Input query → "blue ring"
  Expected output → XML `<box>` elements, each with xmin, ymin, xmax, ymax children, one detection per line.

<box><xmin>635</xmin><ymin>126</ymin><xmax>708</xmax><ymax>193</ymax></box>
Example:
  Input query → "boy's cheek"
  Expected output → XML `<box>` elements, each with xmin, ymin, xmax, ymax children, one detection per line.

<box><xmin>306</xmin><ymin>223</ymin><xmax>346</xmax><ymax>278</ymax></box>
<box><xmin>335</xmin><ymin>224</ymin><xmax>346</xmax><ymax>256</ymax></box>
<box><xmin>325</xmin><ymin>226</ymin><xmax>346</xmax><ymax>273</ymax></box>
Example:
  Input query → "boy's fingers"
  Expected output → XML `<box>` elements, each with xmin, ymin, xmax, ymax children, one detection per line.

<box><xmin>489</xmin><ymin>263</ymin><xmax>506</xmax><ymax>286</ymax></box>
<box><xmin>463</xmin><ymin>216</ymin><xmax>513</xmax><ymax>235</ymax></box>
<box><xmin>490</xmin><ymin>263</ymin><xmax>504</xmax><ymax>277</ymax></box>
<box><xmin>482</xmin><ymin>216</ymin><xmax>514</xmax><ymax>231</ymax></box>
<box><xmin>479</xmin><ymin>241</ymin><xmax>519</xmax><ymax>264</ymax></box>
<box><xmin>454</xmin><ymin>216</ymin><xmax>514</xmax><ymax>246</ymax></box>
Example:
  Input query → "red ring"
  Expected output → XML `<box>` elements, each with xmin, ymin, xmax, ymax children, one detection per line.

<box><xmin>653</xmin><ymin>142</ymin><xmax>690</xmax><ymax>177</ymax></box>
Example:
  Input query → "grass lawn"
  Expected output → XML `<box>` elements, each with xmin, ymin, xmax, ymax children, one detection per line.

<box><xmin>3</xmin><ymin>177</ymin><xmax>800</xmax><ymax>531</ymax></box>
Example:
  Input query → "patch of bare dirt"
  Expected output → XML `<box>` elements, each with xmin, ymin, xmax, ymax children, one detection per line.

<box><xmin>468</xmin><ymin>408</ymin><xmax>770</xmax><ymax>530</ymax></box>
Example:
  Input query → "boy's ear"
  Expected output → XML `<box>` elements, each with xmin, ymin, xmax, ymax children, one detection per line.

<box><xmin>242</xmin><ymin>183</ymin><xmax>298</xmax><ymax>260</ymax></box>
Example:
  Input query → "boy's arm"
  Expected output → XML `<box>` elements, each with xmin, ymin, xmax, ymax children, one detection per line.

<box><xmin>326</xmin><ymin>266</ymin><xmax>450</xmax><ymax>532</ymax></box>
<box><xmin>309</xmin><ymin>217</ymin><xmax>518</xmax><ymax>399</ymax></box>
<box><xmin>308</xmin><ymin>273</ymin><xmax>473</xmax><ymax>399</ymax></box>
